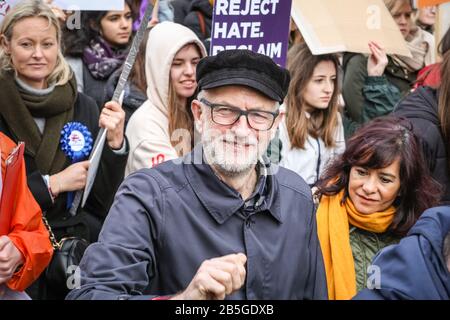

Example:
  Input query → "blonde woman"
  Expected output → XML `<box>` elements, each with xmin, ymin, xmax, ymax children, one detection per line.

<box><xmin>0</xmin><ymin>0</ymin><xmax>127</xmax><ymax>299</ymax></box>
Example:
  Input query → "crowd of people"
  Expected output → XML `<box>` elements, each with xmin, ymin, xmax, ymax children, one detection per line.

<box><xmin>0</xmin><ymin>0</ymin><xmax>449</xmax><ymax>301</ymax></box>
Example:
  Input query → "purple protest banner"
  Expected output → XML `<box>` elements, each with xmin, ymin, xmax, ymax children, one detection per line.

<box><xmin>210</xmin><ymin>0</ymin><xmax>292</xmax><ymax>67</ymax></box>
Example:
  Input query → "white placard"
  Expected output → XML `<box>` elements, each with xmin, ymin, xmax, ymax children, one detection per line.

<box><xmin>53</xmin><ymin>0</ymin><xmax>124</xmax><ymax>11</ymax></box>
<box><xmin>81</xmin><ymin>129</ymin><xmax>106</xmax><ymax>208</ymax></box>
<box><xmin>0</xmin><ymin>0</ymin><xmax>125</xmax><ymax>26</ymax></box>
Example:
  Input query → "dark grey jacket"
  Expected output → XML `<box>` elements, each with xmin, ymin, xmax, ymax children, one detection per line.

<box><xmin>394</xmin><ymin>86</ymin><xmax>450</xmax><ymax>204</ymax></box>
<box><xmin>181</xmin><ymin>0</ymin><xmax>212</xmax><ymax>52</ymax></box>
<box><xmin>354</xmin><ymin>206</ymin><xmax>450</xmax><ymax>300</ymax></box>
<box><xmin>66</xmin><ymin>146</ymin><xmax>328</xmax><ymax>300</ymax></box>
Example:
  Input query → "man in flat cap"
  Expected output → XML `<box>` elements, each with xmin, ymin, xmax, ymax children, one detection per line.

<box><xmin>67</xmin><ymin>50</ymin><xmax>328</xmax><ymax>300</ymax></box>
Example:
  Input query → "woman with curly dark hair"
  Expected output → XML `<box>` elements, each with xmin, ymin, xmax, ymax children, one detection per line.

<box><xmin>314</xmin><ymin>116</ymin><xmax>441</xmax><ymax>300</ymax></box>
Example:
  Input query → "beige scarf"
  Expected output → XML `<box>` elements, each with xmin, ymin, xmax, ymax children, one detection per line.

<box><xmin>392</xmin><ymin>27</ymin><xmax>435</xmax><ymax>72</ymax></box>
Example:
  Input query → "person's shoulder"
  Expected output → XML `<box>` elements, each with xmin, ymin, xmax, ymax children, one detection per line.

<box><xmin>153</xmin><ymin>158</ymin><xmax>185</xmax><ymax>174</ymax></box>
<box><xmin>394</xmin><ymin>86</ymin><xmax>438</xmax><ymax>121</ymax></box>
<box><xmin>73</xmin><ymin>92</ymin><xmax>100</xmax><ymax>132</ymax></box>
<box><xmin>138</xmin><ymin>159</ymin><xmax>189</xmax><ymax>192</ymax></box>
<box><xmin>126</xmin><ymin>101</ymin><xmax>167</xmax><ymax>145</ymax></box>
<box><xmin>127</xmin><ymin>101</ymin><xmax>162</xmax><ymax>130</ymax></box>
<box><xmin>125</xmin><ymin>166</ymin><xmax>174</xmax><ymax>193</ymax></box>
<box><xmin>273</xmin><ymin>165</ymin><xmax>312</xmax><ymax>200</ymax></box>
<box><xmin>75</xmin><ymin>91</ymin><xmax>99</xmax><ymax>113</ymax></box>
<box><xmin>405</xmin><ymin>86</ymin><xmax>437</xmax><ymax>102</ymax></box>
<box><xmin>343</xmin><ymin>52</ymin><xmax>366</xmax><ymax>70</ymax></box>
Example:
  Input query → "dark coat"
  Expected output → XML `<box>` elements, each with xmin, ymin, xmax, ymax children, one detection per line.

<box><xmin>354</xmin><ymin>206</ymin><xmax>450</xmax><ymax>300</ymax></box>
<box><xmin>393</xmin><ymin>86</ymin><xmax>450</xmax><ymax>203</ymax></box>
<box><xmin>181</xmin><ymin>0</ymin><xmax>212</xmax><ymax>52</ymax></box>
<box><xmin>171</xmin><ymin>0</ymin><xmax>191</xmax><ymax>24</ymax></box>
<box><xmin>66</xmin><ymin>146</ymin><xmax>328</xmax><ymax>300</ymax></box>
<box><xmin>82</xmin><ymin>63</ymin><xmax>109</xmax><ymax>109</ymax></box>
<box><xmin>0</xmin><ymin>92</ymin><xmax>128</xmax><ymax>242</ymax></box>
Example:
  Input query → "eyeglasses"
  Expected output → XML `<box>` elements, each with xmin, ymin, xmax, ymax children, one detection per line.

<box><xmin>199</xmin><ymin>98</ymin><xmax>279</xmax><ymax>131</ymax></box>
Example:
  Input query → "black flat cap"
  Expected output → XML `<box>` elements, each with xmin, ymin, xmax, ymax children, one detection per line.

<box><xmin>196</xmin><ymin>50</ymin><xmax>290</xmax><ymax>103</ymax></box>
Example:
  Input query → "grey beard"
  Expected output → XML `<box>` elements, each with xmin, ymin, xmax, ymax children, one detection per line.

<box><xmin>203</xmin><ymin>143</ymin><xmax>257</xmax><ymax>178</ymax></box>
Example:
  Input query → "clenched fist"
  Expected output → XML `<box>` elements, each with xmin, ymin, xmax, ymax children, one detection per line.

<box><xmin>171</xmin><ymin>253</ymin><xmax>247</xmax><ymax>300</ymax></box>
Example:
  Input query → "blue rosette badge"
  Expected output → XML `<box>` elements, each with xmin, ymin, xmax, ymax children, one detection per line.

<box><xmin>60</xmin><ymin>122</ymin><xmax>93</xmax><ymax>209</ymax></box>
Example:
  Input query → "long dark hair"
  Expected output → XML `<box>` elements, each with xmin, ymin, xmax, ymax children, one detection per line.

<box><xmin>63</xmin><ymin>0</ymin><xmax>134</xmax><ymax>57</ymax></box>
<box><xmin>439</xmin><ymin>50</ymin><xmax>450</xmax><ymax>173</ymax></box>
<box><xmin>316</xmin><ymin>116</ymin><xmax>441</xmax><ymax>236</ymax></box>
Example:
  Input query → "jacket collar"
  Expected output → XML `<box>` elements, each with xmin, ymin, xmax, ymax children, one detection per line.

<box><xmin>183</xmin><ymin>145</ymin><xmax>282</xmax><ymax>225</ymax></box>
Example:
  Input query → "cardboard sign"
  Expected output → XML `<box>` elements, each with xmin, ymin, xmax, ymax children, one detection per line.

<box><xmin>53</xmin><ymin>0</ymin><xmax>124</xmax><ymax>11</ymax></box>
<box><xmin>210</xmin><ymin>0</ymin><xmax>292</xmax><ymax>66</ymax></box>
<box><xmin>292</xmin><ymin>0</ymin><xmax>412</xmax><ymax>57</ymax></box>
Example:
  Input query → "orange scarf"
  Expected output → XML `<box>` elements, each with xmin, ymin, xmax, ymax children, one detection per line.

<box><xmin>316</xmin><ymin>189</ymin><xmax>395</xmax><ymax>300</ymax></box>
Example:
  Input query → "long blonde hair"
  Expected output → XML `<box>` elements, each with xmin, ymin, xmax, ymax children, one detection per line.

<box><xmin>285</xmin><ymin>43</ymin><xmax>340</xmax><ymax>149</ymax></box>
<box><xmin>0</xmin><ymin>0</ymin><xmax>72</xmax><ymax>86</ymax></box>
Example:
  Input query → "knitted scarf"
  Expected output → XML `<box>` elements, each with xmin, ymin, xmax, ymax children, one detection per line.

<box><xmin>83</xmin><ymin>36</ymin><xmax>128</xmax><ymax>80</ymax></box>
<box><xmin>316</xmin><ymin>189</ymin><xmax>396</xmax><ymax>300</ymax></box>
<box><xmin>392</xmin><ymin>27</ymin><xmax>434</xmax><ymax>73</ymax></box>
<box><xmin>0</xmin><ymin>71</ymin><xmax>76</xmax><ymax>175</ymax></box>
